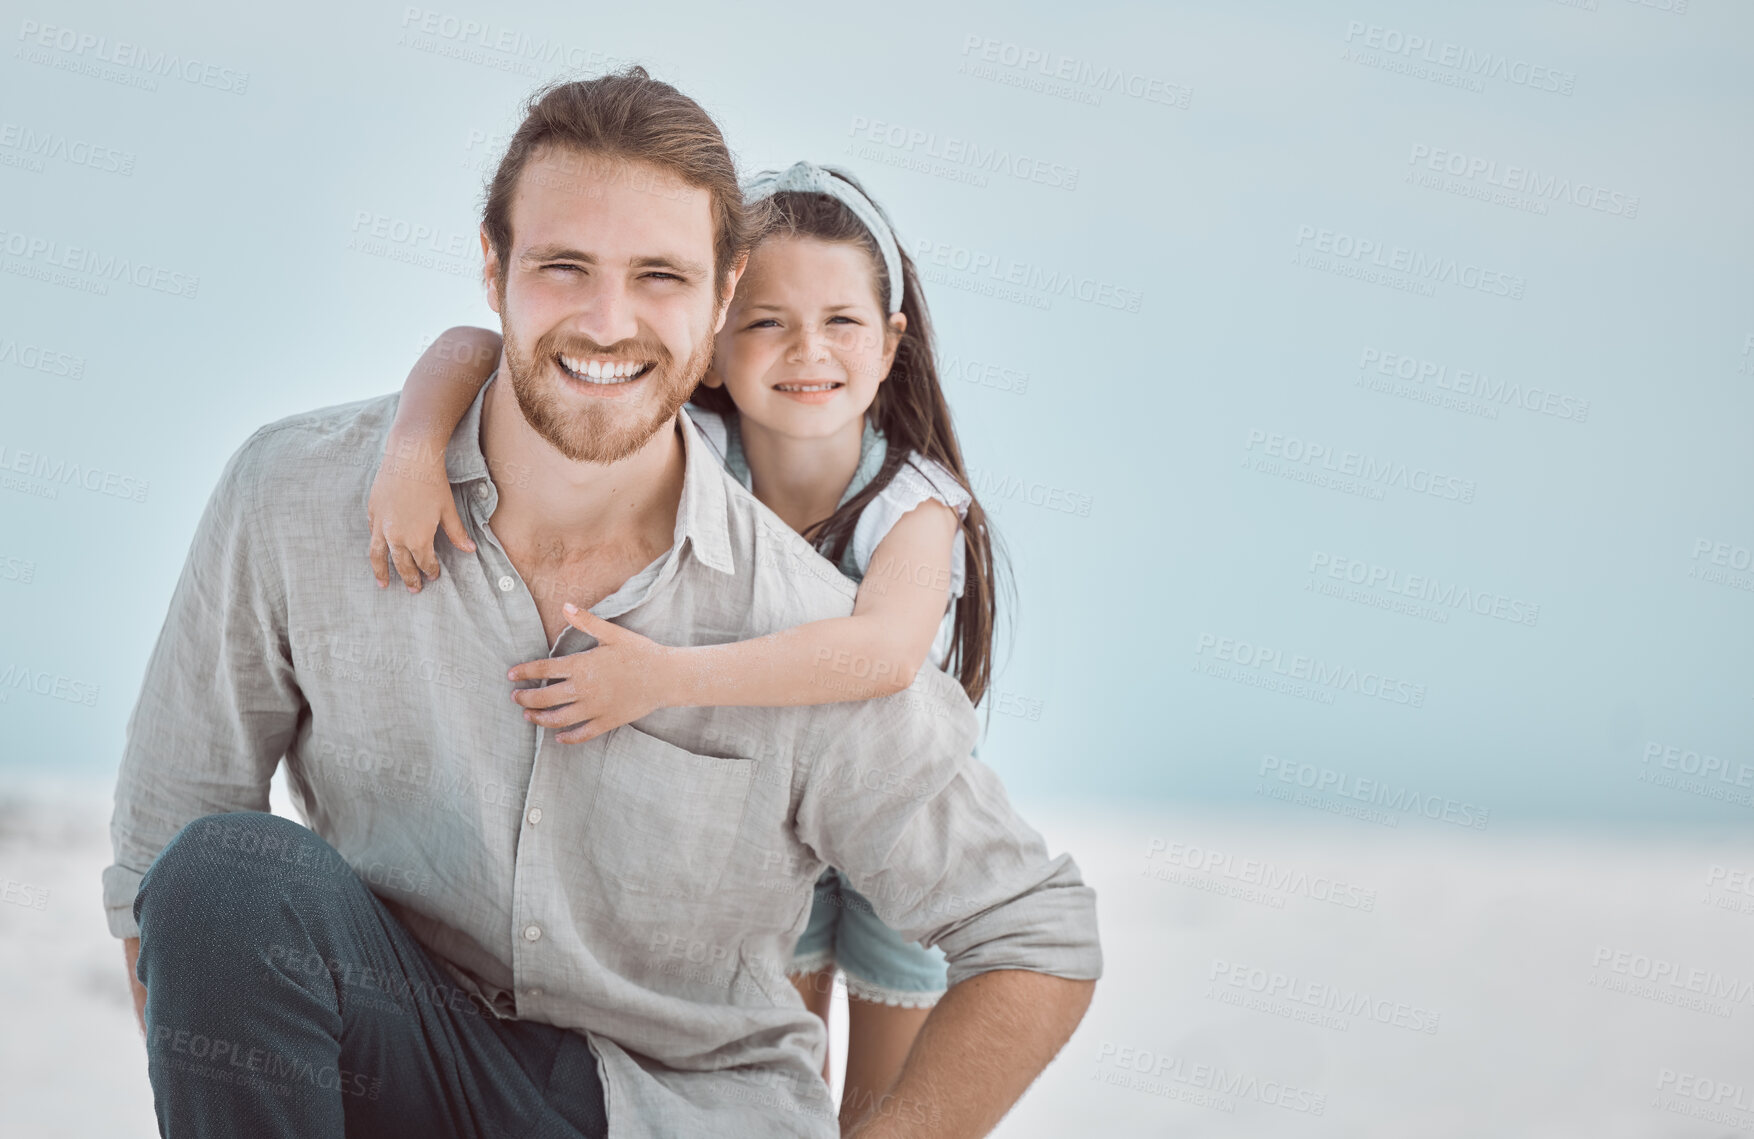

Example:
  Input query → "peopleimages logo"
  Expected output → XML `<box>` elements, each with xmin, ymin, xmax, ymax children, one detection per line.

<box><xmin>0</xmin><ymin>440</ymin><xmax>150</xmax><ymax>503</ymax></box>
<box><xmin>0</xmin><ymin>227</ymin><xmax>199</xmax><ymax>299</ymax></box>
<box><xmin>396</xmin><ymin>7</ymin><xmax>643</xmax><ymax>76</ymax></box>
<box><xmin>912</xmin><ymin>237</ymin><xmax>1144</xmax><ymax>313</ymax></box>
<box><xmin>1295</xmin><ymin>224</ymin><xmax>1525</xmax><ymax>300</ymax></box>
<box><xmin>1245</xmin><ymin>429</ymin><xmax>1478</xmax><ymax>503</ymax></box>
<box><xmin>1341</xmin><ymin>21</ymin><xmax>1577</xmax><ymax>96</ymax></box>
<box><xmin>1308</xmin><ymin>551</ymin><xmax>1541</xmax><ymax>627</ymax></box>
<box><xmin>1092</xmin><ymin>1043</ymin><xmax>1326</xmax><ymax>1115</ymax></box>
<box><xmin>1143</xmin><ymin>839</ymin><xmax>1378</xmax><ymax>910</ymax></box>
<box><xmin>957</xmin><ymin>34</ymin><xmax>1192</xmax><ymax>108</ymax></box>
<box><xmin>1208</xmin><ymin>957</ymin><xmax>1443</xmax><ymax>1034</ymax></box>
<box><xmin>0</xmin><ymin>122</ymin><xmax>136</xmax><ymax>176</ymax></box>
<box><xmin>1358</xmin><ymin>347</ymin><xmax>1590</xmax><ymax>424</ymax></box>
<box><xmin>15</xmin><ymin>19</ymin><xmax>250</xmax><ymax>94</ymax></box>
<box><xmin>1195</xmin><ymin>634</ymin><xmax>1429</xmax><ymax>708</ymax></box>
<box><xmin>847</xmin><ymin>116</ymin><xmax>1080</xmax><ymax>191</ymax></box>
<box><xmin>1258</xmin><ymin>755</ymin><xmax>1490</xmax><ymax>829</ymax></box>
<box><xmin>1407</xmin><ymin>144</ymin><xmax>1638</xmax><ymax>218</ymax></box>
<box><xmin>0</xmin><ymin>334</ymin><xmax>84</xmax><ymax>379</ymax></box>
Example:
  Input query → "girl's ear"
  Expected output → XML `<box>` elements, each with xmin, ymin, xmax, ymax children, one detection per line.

<box><xmin>701</xmin><ymin>359</ymin><xmax>724</xmax><ymax>389</ymax></box>
<box><xmin>877</xmin><ymin>311</ymin><xmax>908</xmax><ymax>382</ymax></box>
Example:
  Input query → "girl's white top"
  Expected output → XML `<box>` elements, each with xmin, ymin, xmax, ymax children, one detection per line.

<box><xmin>685</xmin><ymin>404</ymin><xmax>971</xmax><ymax>668</ymax></box>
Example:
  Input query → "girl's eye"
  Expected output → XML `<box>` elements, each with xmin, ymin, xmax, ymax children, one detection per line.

<box><xmin>745</xmin><ymin>318</ymin><xmax>779</xmax><ymax>330</ymax></box>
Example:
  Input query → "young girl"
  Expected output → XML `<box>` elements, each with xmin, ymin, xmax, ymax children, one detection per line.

<box><xmin>364</xmin><ymin>162</ymin><xmax>1001</xmax><ymax>1126</ymax></box>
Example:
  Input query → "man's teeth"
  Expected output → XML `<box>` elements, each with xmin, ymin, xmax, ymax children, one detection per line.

<box><xmin>560</xmin><ymin>356</ymin><xmax>647</xmax><ymax>383</ymax></box>
<box><xmin>776</xmin><ymin>383</ymin><xmax>841</xmax><ymax>392</ymax></box>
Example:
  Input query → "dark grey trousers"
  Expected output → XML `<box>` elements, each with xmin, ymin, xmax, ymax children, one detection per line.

<box><xmin>133</xmin><ymin>810</ymin><xmax>607</xmax><ymax>1139</ymax></box>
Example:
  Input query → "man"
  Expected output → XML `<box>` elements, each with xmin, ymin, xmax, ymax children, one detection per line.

<box><xmin>106</xmin><ymin>69</ymin><xmax>1099</xmax><ymax>1138</ymax></box>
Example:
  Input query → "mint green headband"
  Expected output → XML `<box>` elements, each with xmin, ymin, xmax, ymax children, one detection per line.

<box><xmin>741</xmin><ymin>162</ymin><xmax>905</xmax><ymax>314</ymax></box>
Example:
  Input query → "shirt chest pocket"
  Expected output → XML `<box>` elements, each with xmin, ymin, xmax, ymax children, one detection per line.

<box><xmin>582</xmin><ymin>726</ymin><xmax>757</xmax><ymax>900</ymax></box>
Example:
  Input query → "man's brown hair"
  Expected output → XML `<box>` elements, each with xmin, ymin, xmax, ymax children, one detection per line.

<box><xmin>483</xmin><ymin>67</ymin><xmax>752</xmax><ymax>294</ymax></box>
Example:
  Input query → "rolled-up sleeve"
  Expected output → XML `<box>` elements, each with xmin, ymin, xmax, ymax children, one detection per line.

<box><xmin>794</xmin><ymin>668</ymin><xmax>1102</xmax><ymax>988</ymax></box>
<box><xmin>103</xmin><ymin>430</ymin><xmax>303</xmax><ymax>938</ymax></box>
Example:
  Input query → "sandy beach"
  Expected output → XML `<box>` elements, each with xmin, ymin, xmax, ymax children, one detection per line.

<box><xmin>2</xmin><ymin>774</ymin><xmax>1748</xmax><ymax>1137</ymax></box>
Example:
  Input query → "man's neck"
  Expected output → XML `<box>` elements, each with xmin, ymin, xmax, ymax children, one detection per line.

<box><xmin>480</xmin><ymin>376</ymin><xmax>685</xmax><ymax>629</ymax></box>
<box><xmin>739</xmin><ymin>415</ymin><xmax>864</xmax><ymax>535</ymax></box>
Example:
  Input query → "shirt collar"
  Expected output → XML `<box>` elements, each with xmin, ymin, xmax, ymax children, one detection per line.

<box><xmin>674</xmin><ymin>402</ymin><xmax>735</xmax><ymax>575</ymax></box>
<box><xmin>444</xmin><ymin>373</ymin><xmax>736</xmax><ymax>577</ymax></box>
<box><xmin>722</xmin><ymin>411</ymin><xmax>886</xmax><ymax>508</ymax></box>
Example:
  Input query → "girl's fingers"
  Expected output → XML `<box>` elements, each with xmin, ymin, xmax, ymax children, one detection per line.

<box><xmin>560</xmin><ymin>716</ymin><xmax>623</xmax><ymax>745</ymax></box>
<box><xmin>511</xmin><ymin>681</ymin><xmax>575</xmax><ymax>709</ymax></box>
<box><xmin>413</xmin><ymin>541</ymin><xmax>441</xmax><ymax>583</ymax></box>
<box><xmin>508</xmin><ymin>656</ymin><xmax>573</xmax><ymax>681</ymax></box>
<box><xmin>440</xmin><ymin>502</ymin><xmax>477</xmax><ymax>554</ymax></box>
<box><xmin>387</xmin><ymin>542</ymin><xmax>423</xmax><ymax>592</ymax></box>
<box><xmin>368</xmin><ymin>530</ymin><xmax>391</xmax><ymax>588</ymax></box>
<box><xmin>562</xmin><ymin>603</ymin><xmax>620</xmax><ymax>640</ymax></box>
<box><xmin>555</xmin><ymin>721</ymin><xmax>605</xmax><ymax>745</ymax></box>
<box><xmin>524</xmin><ymin>704</ymin><xmax>588</xmax><ymax>728</ymax></box>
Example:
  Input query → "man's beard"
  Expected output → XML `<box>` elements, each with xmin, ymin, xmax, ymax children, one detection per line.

<box><xmin>501</xmin><ymin>321</ymin><xmax>711</xmax><ymax>465</ymax></box>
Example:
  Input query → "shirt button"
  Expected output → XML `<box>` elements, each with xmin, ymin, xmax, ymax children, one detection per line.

<box><xmin>474</xmin><ymin>484</ymin><xmax>489</xmax><ymax>499</ymax></box>
<box><xmin>526</xmin><ymin>807</ymin><xmax>543</xmax><ymax>826</ymax></box>
<box><xmin>526</xmin><ymin>987</ymin><xmax>542</xmax><ymax>997</ymax></box>
<box><xmin>498</xmin><ymin>575</ymin><xmax>515</xmax><ymax>592</ymax></box>
<box><xmin>523</xmin><ymin>924</ymin><xmax>542</xmax><ymax>942</ymax></box>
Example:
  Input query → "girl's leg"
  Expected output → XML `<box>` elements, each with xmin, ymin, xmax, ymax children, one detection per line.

<box><xmin>840</xmin><ymin>998</ymin><xmax>932</xmax><ymax>1132</ymax></box>
<box><xmin>787</xmin><ymin>868</ymin><xmax>842</xmax><ymax>1082</ymax></box>
<box><xmin>828</xmin><ymin>871</ymin><xmax>949</xmax><ymax>1133</ymax></box>
<box><xmin>788</xmin><ymin>967</ymin><xmax>838</xmax><ymax>1082</ymax></box>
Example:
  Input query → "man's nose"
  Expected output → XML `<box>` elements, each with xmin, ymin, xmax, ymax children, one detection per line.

<box><xmin>571</xmin><ymin>276</ymin><xmax>640</xmax><ymax>346</ymax></box>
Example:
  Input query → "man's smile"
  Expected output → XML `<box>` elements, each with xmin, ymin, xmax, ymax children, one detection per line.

<box><xmin>556</xmin><ymin>354</ymin><xmax>657</xmax><ymax>388</ymax></box>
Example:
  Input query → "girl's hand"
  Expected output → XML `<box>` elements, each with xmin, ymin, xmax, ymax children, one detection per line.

<box><xmin>368</xmin><ymin>438</ymin><xmax>477</xmax><ymax>591</ymax></box>
<box><xmin>507</xmin><ymin>604</ymin><xmax>676</xmax><ymax>744</ymax></box>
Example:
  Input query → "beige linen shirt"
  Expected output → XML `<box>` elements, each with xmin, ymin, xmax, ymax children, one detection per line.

<box><xmin>105</xmin><ymin>378</ymin><xmax>1101</xmax><ymax>1138</ymax></box>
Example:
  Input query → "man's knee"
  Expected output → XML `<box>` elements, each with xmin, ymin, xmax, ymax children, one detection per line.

<box><xmin>139</xmin><ymin>811</ymin><xmax>335</xmax><ymax>920</ymax></box>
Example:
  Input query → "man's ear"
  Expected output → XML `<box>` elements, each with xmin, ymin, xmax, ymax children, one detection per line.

<box><xmin>711</xmin><ymin>252</ymin><xmax>750</xmax><ymax>335</ymax></box>
<box><xmin>480</xmin><ymin>228</ymin><xmax>502</xmax><ymax>314</ymax></box>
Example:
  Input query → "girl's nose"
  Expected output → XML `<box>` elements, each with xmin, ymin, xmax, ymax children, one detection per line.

<box><xmin>788</xmin><ymin>325</ymin><xmax>832</xmax><ymax>363</ymax></box>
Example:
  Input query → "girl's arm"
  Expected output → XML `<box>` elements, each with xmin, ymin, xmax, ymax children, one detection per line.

<box><xmin>509</xmin><ymin>499</ymin><xmax>961</xmax><ymax>742</ymax></box>
<box><xmin>368</xmin><ymin>326</ymin><xmax>503</xmax><ymax>590</ymax></box>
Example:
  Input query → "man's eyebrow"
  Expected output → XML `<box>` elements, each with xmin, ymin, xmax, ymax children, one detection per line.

<box><xmin>630</xmin><ymin>254</ymin><xmax>709</xmax><ymax>277</ymax></box>
<box><xmin>745</xmin><ymin>302</ymin><xmax>861</xmax><ymax>313</ymax></box>
<box><xmin>518</xmin><ymin>247</ymin><xmax>708</xmax><ymax>277</ymax></box>
<box><xmin>521</xmin><ymin>245</ymin><xmax>598</xmax><ymax>264</ymax></box>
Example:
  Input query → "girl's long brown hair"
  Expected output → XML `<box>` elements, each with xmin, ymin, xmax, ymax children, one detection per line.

<box><xmin>693</xmin><ymin>169</ymin><xmax>1005</xmax><ymax>704</ymax></box>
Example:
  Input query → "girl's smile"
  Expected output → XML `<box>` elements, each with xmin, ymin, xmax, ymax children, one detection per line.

<box><xmin>771</xmin><ymin>379</ymin><xmax>846</xmax><ymax>404</ymax></box>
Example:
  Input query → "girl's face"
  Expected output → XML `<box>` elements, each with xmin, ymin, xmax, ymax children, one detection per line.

<box><xmin>707</xmin><ymin>236</ymin><xmax>905</xmax><ymax>441</ymax></box>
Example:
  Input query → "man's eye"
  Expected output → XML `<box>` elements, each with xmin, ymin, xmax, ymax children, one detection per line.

<box><xmin>544</xmin><ymin>264</ymin><xmax>584</xmax><ymax>275</ymax></box>
<box><xmin>643</xmin><ymin>271</ymin><xmax>683</xmax><ymax>282</ymax></box>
